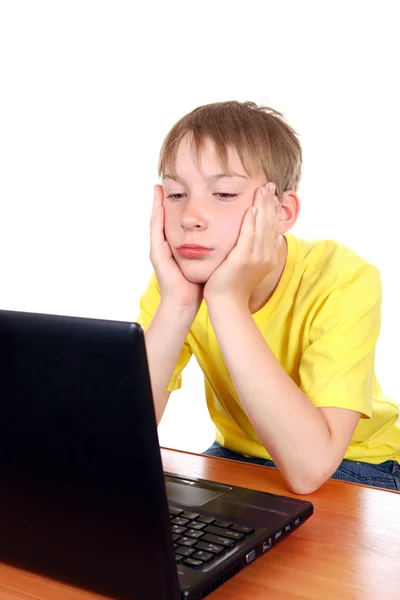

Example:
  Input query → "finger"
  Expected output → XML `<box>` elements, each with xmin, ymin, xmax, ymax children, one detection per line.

<box><xmin>252</xmin><ymin>185</ymin><xmax>268</xmax><ymax>255</ymax></box>
<box><xmin>151</xmin><ymin>184</ymin><xmax>163</xmax><ymax>216</ymax></box>
<box><xmin>150</xmin><ymin>185</ymin><xmax>166</xmax><ymax>249</ymax></box>
<box><xmin>266</xmin><ymin>181</ymin><xmax>279</xmax><ymax>224</ymax></box>
<box><xmin>150</xmin><ymin>185</ymin><xmax>162</xmax><ymax>227</ymax></box>
<box><xmin>234</xmin><ymin>205</ymin><xmax>257</xmax><ymax>257</ymax></box>
<box><xmin>262</xmin><ymin>182</ymin><xmax>280</xmax><ymax>256</ymax></box>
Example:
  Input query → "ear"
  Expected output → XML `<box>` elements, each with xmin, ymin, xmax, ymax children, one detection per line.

<box><xmin>277</xmin><ymin>190</ymin><xmax>300</xmax><ymax>235</ymax></box>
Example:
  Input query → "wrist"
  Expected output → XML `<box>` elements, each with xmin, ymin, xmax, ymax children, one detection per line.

<box><xmin>205</xmin><ymin>294</ymin><xmax>248</xmax><ymax>313</ymax></box>
<box><xmin>159</xmin><ymin>298</ymin><xmax>200</xmax><ymax>322</ymax></box>
<box><xmin>206</xmin><ymin>296</ymin><xmax>250</xmax><ymax>323</ymax></box>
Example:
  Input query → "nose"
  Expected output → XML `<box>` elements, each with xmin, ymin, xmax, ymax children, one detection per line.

<box><xmin>180</xmin><ymin>196</ymin><xmax>208</xmax><ymax>231</ymax></box>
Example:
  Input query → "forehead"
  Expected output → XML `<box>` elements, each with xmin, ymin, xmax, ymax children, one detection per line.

<box><xmin>164</xmin><ymin>134</ymin><xmax>258</xmax><ymax>181</ymax></box>
<box><xmin>179</xmin><ymin>135</ymin><xmax>241</xmax><ymax>170</ymax></box>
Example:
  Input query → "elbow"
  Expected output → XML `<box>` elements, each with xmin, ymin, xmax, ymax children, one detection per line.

<box><xmin>271</xmin><ymin>446</ymin><xmax>339</xmax><ymax>495</ymax></box>
<box><xmin>287</xmin><ymin>479</ymin><xmax>323</xmax><ymax>495</ymax></box>
<box><xmin>284</xmin><ymin>466</ymin><xmax>333</xmax><ymax>496</ymax></box>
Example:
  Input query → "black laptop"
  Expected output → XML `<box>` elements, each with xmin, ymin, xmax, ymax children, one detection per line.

<box><xmin>0</xmin><ymin>310</ymin><xmax>313</xmax><ymax>600</ymax></box>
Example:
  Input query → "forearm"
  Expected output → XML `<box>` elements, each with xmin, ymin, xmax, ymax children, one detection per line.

<box><xmin>144</xmin><ymin>301</ymin><xmax>196</xmax><ymax>425</ymax></box>
<box><xmin>207</xmin><ymin>300</ymin><xmax>334</xmax><ymax>494</ymax></box>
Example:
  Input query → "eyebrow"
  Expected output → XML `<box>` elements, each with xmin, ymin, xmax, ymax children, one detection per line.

<box><xmin>163</xmin><ymin>172</ymin><xmax>248</xmax><ymax>182</ymax></box>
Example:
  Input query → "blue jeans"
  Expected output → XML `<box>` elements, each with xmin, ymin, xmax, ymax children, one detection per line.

<box><xmin>203</xmin><ymin>441</ymin><xmax>400</xmax><ymax>491</ymax></box>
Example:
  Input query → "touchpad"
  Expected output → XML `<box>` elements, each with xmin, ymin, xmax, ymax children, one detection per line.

<box><xmin>164</xmin><ymin>475</ymin><xmax>230</xmax><ymax>507</ymax></box>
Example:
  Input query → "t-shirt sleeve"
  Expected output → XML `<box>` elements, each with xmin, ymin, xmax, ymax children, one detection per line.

<box><xmin>135</xmin><ymin>272</ymin><xmax>193</xmax><ymax>392</ymax></box>
<box><xmin>298</xmin><ymin>266</ymin><xmax>382</xmax><ymax>418</ymax></box>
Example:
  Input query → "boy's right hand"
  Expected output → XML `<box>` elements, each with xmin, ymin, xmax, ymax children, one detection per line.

<box><xmin>150</xmin><ymin>185</ymin><xmax>204</xmax><ymax>311</ymax></box>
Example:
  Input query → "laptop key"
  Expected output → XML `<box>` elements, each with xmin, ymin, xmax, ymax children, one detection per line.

<box><xmin>171</xmin><ymin>517</ymin><xmax>190</xmax><ymax>526</ymax></box>
<box><xmin>231</xmin><ymin>524</ymin><xmax>255</xmax><ymax>535</ymax></box>
<box><xmin>169</xmin><ymin>507</ymin><xmax>184</xmax><ymax>517</ymax></box>
<box><xmin>175</xmin><ymin>555</ymin><xmax>183</xmax><ymax>564</ymax></box>
<box><xmin>205</xmin><ymin>526</ymin><xmax>245</xmax><ymax>541</ymax></box>
<box><xmin>193</xmin><ymin>550</ymin><xmax>213</xmax><ymax>563</ymax></box>
<box><xmin>196</xmin><ymin>541</ymin><xmax>225</xmax><ymax>555</ymax></box>
<box><xmin>179</xmin><ymin>537</ymin><xmax>198</xmax><ymax>547</ymax></box>
<box><xmin>185</xmin><ymin>529</ymin><xmax>205</xmax><ymax>539</ymax></box>
<box><xmin>214</xmin><ymin>519</ymin><xmax>233</xmax><ymax>528</ymax></box>
<box><xmin>171</xmin><ymin>525</ymin><xmax>187</xmax><ymax>535</ymax></box>
<box><xmin>187</xmin><ymin>521</ymin><xmax>206</xmax><ymax>530</ymax></box>
<box><xmin>197</xmin><ymin>515</ymin><xmax>216</xmax><ymax>525</ymax></box>
<box><xmin>172</xmin><ymin>533</ymin><xmax>181</xmax><ymax>542</ymax></box>
<box><xmin>203</xmin><ymin>534</ymin><xmax>235</xmax><ymax>547</ymax></box>
<box><xmin>176</xmin><ymin>546</ymin><xmax>196</xmax><ymax>557</ymax></box>
<box><xmin>183</xmin><ymin>558</ymin><xmax>203</xmax><ymax>568</ymax></box>
<box><xmin>181</xmin><ymin>512</ymin><xmax>200</xmax><ymax>520</ymax></box>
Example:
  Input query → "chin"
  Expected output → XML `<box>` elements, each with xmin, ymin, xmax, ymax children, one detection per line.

<box><xmin>184</xmin><ymin>274</ymin><xmax>209</xmax><ymax>284</ymax></box>
<box><xmin>178</xmin><ymin>261</ymin><xmax>215</xmax><ymax>285</ymax></box>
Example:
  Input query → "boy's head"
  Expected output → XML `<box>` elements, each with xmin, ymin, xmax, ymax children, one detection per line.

<box><xmin>158</xmin><ymin>101</ymin><xmax>301</xmax><ymax>284</ymax></box>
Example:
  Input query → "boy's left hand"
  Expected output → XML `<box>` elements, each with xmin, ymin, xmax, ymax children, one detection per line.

<box><xmin>204</xmin><ymin>182</ymin><xmax>280</xmax><ymax>309</ymax></box>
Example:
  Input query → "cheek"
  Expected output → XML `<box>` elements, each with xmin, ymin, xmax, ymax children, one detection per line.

<box><xmin>217</xmin><ymin>215</ymin><xmax>244</xmax><ymax>252</ymax></box>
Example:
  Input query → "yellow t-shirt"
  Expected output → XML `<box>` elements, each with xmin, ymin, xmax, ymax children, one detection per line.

<box><xmin>136</xmin><ymin>233</ymin><xmax>400</xmax><ymax>465</ymax></box>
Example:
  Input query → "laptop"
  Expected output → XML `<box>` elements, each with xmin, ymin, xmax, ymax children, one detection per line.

<box><xmin>0</xmin><ymin>309</ymin><xmax>313</xmax><ymax>600</ymax></box>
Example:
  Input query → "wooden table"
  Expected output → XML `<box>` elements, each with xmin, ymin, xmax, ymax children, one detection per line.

<box><xmin>1</xmin><ymin>448</ymin><xmax>399</xmax><ymax>600</ymax></box>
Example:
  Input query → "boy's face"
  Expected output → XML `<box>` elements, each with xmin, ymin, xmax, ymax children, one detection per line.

<box><xmin>162</xmin><ymin>135</ymin><xmax>267</xmax><ymax>284</ymax></box>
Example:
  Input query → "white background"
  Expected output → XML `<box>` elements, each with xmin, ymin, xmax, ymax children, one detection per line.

<box><xmin>1</xmin><ymin>0</ymin><xmax>398</xmax><ymax>453</ymax></box>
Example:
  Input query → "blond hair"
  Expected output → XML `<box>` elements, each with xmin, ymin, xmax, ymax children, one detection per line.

<box><xmin>158</xmin><ymin>100</ymin><xmax>302</xmax><ymax>198</ymax></box>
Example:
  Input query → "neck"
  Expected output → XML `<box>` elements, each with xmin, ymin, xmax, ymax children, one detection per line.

<box><xmin>248</xmin><ymin>235</ymin><xmax>288</xmax><ymax>314</ymax></box>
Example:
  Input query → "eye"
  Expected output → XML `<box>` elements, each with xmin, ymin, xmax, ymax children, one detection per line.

<box><xmin>167</xmin><ymin>193</ymin><xmax>186</xmax><ymax>201</ymax></box>
<box><xmin>166</xmin><ymin>192</ymin><xmax>238</xmax><ymax>202</ymax></box>
<box><xmin>214</xmin><ymin>193</ymin><xmax>238</xmax><ymax>200</ymax></box>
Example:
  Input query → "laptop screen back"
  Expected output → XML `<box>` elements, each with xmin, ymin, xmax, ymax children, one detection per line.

<box><xmin>0</xmin><ymin>310</ymin><xmax>180</xmax><ymax>600</ymax></box>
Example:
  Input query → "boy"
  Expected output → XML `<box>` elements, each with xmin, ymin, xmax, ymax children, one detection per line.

<box><xmin>136</xmin><ymin>101</ymin><xmax>400</xmax><ymax>494</ymax></box>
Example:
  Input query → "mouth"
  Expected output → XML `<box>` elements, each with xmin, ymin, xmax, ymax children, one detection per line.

<box><xmin>176</xmin><ymin>244</ymin><xmax>213</xmax><ymax>259</ymax></box>
<box><xmin>178</xmin><ymin>244</ymin><xmax>212</xmax><ymax>250</ymax></box>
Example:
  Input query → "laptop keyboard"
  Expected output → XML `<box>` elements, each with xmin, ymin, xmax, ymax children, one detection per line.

<box><xmin>169</xmin><ymin>506</ymin><xmax>254</xmax><ymax>569</ymax></box>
